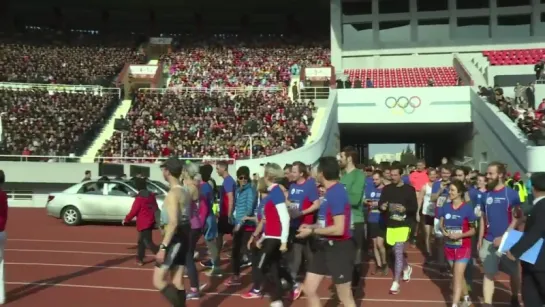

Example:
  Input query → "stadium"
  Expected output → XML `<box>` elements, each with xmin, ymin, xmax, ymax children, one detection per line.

<box><xmin>0</xmin><ymin>0</ymin><xmax>544</xmax><ymax>305</ymax></box>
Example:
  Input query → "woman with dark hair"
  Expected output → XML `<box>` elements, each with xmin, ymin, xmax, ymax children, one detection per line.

<box><xmin>224</xmin><ymin>166</ymin><xmax>257</xmax><ymax>286</ymax></box>
<box><xmin>123</xmin><ymin>177</ymin><xmax>159</xmax><ymax>266</ymax></box>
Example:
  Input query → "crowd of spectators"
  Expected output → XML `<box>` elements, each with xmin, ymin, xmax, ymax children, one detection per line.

<box><xmin>96</xmin><ymin>89</ymin><xmax>315</xmax><ymax>162</ymax></box>
<box><xmin>479</xmin><ymin>84</ymin><xmax>545</xmax><ymax>145</ymax></box>
<box><xmin>160</xmin><ymin>36</ymin><xmax>330</xmax><ymax>89</ymax></box>
<box><xmin>0</xmin><ymin>88</ymin><xmax>120</xmax><ymax>159</ymax></box>
<box><xmin>0</xmin><ymin>31</ymin><xmax>145</xmax><ymax>85</ymax></box>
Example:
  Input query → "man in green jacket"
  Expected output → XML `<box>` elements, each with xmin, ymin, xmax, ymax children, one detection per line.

<box><xmin>339</xmin><ymin>146</ymin><xmax>366</xmax><ymax>290</ymax></box>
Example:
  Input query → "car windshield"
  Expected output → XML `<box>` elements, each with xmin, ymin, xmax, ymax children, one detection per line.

<box><xmin>125</xmin><ymin>179</ymin><xmax>166</xmax><ymax>196</ymax></box>
<box><xmin>151</xmin><ymin>180</ymin><xmax>169</xmax><ymax>192</ymax></box>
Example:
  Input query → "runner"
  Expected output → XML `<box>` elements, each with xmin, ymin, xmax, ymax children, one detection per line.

<box><xmin>438</xmin><ymin>179</ymin><xmax>477</xmax><ymax>307</ymax></box>
<box><xmin>477</xmin><ymin>161</ymin><xmax>523</xmax><ymax>307</ymax></box>
<box><xmin>182</xmin><ymin>162</ymin><xmax>204</xmax><ymax>299</ymax></box>
<box><xmin>297</xmin><ymin>156</ymin><xmax>356</xmax><ymax>307</ymax></box>
<box><xmin>248</xmin><ymin>163</ymin><xmax>291</xmax><ymax>307</ymax></box>
<box><xmin>338</xmin><ymin>146</ymin><xmax>366</xmax><ymax>290</ymax></box>
<box><xmin>214</xmin><ymin>161</ymin><xmax>236</xmax><ymax>260</ymax></box>
<box><xmin>430</xmin><ymin>164</ymin><xmax>452</xmax><ymax>271</ymax></box>
<box><xmin>0</xmin><ymin>170</ymin><xmax>7</xmax><ymax>305</ymax></box>
<box><xmin>153</xmin><ymin>157</ymin><xmax>192</xmax><ymax>307</ymax></box>
<box><xmin>418</xmin><ymin>168</ymin><xmax>438</xmax><ymax>262</ymax></box>
<box><xmin>409</xmin><ymin>160</ymin><xmax>428</xmax><ymax>244</ymax></box>
<box><xmin>287</xmin><ymin>161</ymin><xmax>320</xmax><ymax>299</ymax></box>
<box><xmin>378</xmin><ymin>164</ymin><xmax>417</xmax><ymax>294</ymax></box>
<box><xmin>364</xmin><ymin>170</ymin><xmax>387</xmax><ymax>275</ymax></box>
<box><xmin>198</xmin><ymin>164</ymin><xmax>222</xmax><ymax>276</ymax></box>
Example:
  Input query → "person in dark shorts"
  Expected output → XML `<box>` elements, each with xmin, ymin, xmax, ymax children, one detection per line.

<box><xmin>215</xmin><ymin>161</ymin><xmax>237</xmax><ymax>252</ymax></box>
<box><xmin>364</xmin><ymin>170</ymin><xmax>387</xmax><ymax>275</ymax></box>
<box><xmin>418</xmin><ymin>168</ymin><xmax>438</xmax><ymax>262</ymax></box>
<box><xmin>297</xmin><ymin>156</ymin><xmax>357</xmax><ymax>307</ymax></box>
<box><xmin>338</xmin><ymin>146</ymin><xmax>366</xmax><ymax>290</ymax></box>
<box><xmin>153</xmin><ymin>157</ymin><xmax>192</xmax><ymax>307</ymax></box>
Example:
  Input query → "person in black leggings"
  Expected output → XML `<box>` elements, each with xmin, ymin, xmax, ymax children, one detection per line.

<box><xmin>246</xmin><ymin>163</ymin><xmax>292</xmax><ymax>306</ymax></box>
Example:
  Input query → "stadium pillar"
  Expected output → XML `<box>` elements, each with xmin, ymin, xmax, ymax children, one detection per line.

<box><xmin>330</xmin><ymin>0</ymin><xmax>343</xmax><ymax>70</ymax></box>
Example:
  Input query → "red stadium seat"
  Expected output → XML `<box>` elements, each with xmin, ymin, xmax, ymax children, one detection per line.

<box><xmin>342</xmin><ymin>66</ymin><xmax>459</xmax><ymax>88</ymax></box>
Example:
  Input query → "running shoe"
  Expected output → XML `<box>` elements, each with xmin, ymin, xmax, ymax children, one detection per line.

<box><xmin>270</xmin><ymin>300</ymin><xmax>284</xmax><ymax>307</ymax></box>
<box><xmin>510</xmin><ymin>297</ymin><xmax>520</xmax><ymax>307</ymax></box>
<box><xmin>205</xmin><ymin>267</ymin><xmax>224</xmax><ymax>277</ymax></box>
<box><xmin>292</xmin><ymin>283</ymin><xmax>302</xmax><ymax>300</ymax></box>
<box><xmin>241</xmin><ymin>289</ymin><xmax>262</xmax><ymax>299</ymax></box>
<box><xmin>200</xmin><ymin>259</ymin><xmax>214</xmax><ymax>268</ymax></box>
<box><xmin>381</xmin><ymin>265</ymin><xmax>389</xmax><ymax>276</ymax></box>
<box><xmin>224</xmin><ymin>276</ymin><xmax>242</xmax><ymax>286</ymax></box>
<box><xmin>463</xmin><ymin>295</ymin><xmax>473</xmax><ymax>307</ymax></box>
<box><xmin>239</xmin><ymin>259</ymin><xmax>252</xmax><ymax>268</ymax></box>
<box><xmin>402</xmin><ymin>265</ymin><xmax>412</xmax><ymax>282</ymax></box>
<box><xmin>135</xmin><ymin>260</ymin><xmax>144</xmax><ymax>266</ymax></box>
<box><xmin>186</xmin><ymin>290</ymin><xmax>200</xmax><ymax>300</ymax></box>
<box><xmin>389</xmin><ymin>281</ymin><xmax>400</xmax><ymax>294</ymax></box>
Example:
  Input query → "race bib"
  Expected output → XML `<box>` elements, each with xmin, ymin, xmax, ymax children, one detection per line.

<box><xmin>288</xmin><ymin>201</ymin><xmax>301</xmax><ymax>218</ymax></box>
<box><xmin>317</xmin><ymin>217</ymin><xmax>326</xmax><ymax>228</ymax></box>
<box><xmin>445</xmin><ymin>226</ymin><xmax>463</xmax><ymax>246</ymax></box>
<box><xmin>425</xmin><ymin>204</ymin><xmax>436</xmax><ymax>216</ymax></box>
<box><xmin>436</xmin><ymin>196</ymin><xmax>447</xmax><ymax>208</ymax></box>
<box><xmin>370</xmin><ymin>201</ymin><xmax>380</xmax><ymax>213</ymax></box>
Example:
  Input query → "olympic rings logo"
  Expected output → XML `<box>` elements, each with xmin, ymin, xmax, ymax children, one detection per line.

<box><xmin>384</xmin><ymin>96</ymin><xmax>422</xmax><ymax>114</ymax></box>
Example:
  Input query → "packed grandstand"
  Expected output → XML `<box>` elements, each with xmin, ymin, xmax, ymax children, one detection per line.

<box><xmin>0</xmin><ymin>3</ymin><xmax>544</xmax><ymax>167</ymax></box>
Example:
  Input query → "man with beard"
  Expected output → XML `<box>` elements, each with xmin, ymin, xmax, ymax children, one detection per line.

<box><xmin>477</xmin><ymin>161</ymin><xmax>523</xmax><ymax>307</ymax></box>
<box><xmin>338</xmin><ymin>146</ymin><xmax>366</xmax><ymax>291</ymax></box>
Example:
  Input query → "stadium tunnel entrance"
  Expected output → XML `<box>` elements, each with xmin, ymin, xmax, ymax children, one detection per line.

<box><xmin>340</xmin><ymin>123</ymin><xmax>474</xmax><ymax>166</ymax></box>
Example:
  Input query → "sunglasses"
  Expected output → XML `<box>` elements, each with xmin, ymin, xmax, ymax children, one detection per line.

<box><xmin>238</xmin><ymin>176</ymin><xmax>248</xmax><ymax>180</ymax></box>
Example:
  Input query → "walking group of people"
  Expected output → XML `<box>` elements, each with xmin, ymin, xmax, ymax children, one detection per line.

<box><xmin>122</xmin><ymin>150</ymin><xmax>545</xmax><ymax>307</ymax></box>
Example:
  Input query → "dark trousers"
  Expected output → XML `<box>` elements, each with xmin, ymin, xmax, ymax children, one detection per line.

<box><xmin>137</xmin><ymin>228</ymin><xmax>158</xmax><ymax>261</ymax></box>
<box><xmin>250</xmin><ymin>244</ymin><xmax>264</xmax><ymax>290</ymax></box>
<box><xmin>185</xmin><ymin>228</ymin><xmax>202</xmax><ymax>289</ymax></box>
<box><xmin>259</xmin><ymin>239</ymin><xmax>290</xmax><ymax>302</ymax></box>
<box><xmin>521</xmin><ymin>267</ymin><xmax>545</xmax><ymax>307</ymax></box>
<box><xmin>231</xmin><ymin>230</ymin><xmax>251</xmax><ymax>276</ymax></box>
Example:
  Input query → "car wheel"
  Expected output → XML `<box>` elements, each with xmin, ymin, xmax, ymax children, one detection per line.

<box><xmin>62</xmin><ymin>206</ymin><xmax>82</xmax><ymax>226</ymax></box>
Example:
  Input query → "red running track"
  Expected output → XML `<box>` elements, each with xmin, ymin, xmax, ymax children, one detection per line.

<box><xmin>5</xmin><ymin>208</ymin><xmax>516</xmax><ymax>306</ymax></box>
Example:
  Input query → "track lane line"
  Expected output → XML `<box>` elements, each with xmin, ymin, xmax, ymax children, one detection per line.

<box><xmin>5</xmin><ymin>281</ymin><xmax>512</xmax><ymax>304</ymax></box>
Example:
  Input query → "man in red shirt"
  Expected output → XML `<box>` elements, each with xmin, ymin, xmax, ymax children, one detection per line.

<box><xmin>0</xmin><ymin>170</ymin><xmax>7</xmax><ymax>305</ymax></box>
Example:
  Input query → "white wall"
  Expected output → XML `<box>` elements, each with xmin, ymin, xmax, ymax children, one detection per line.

<box><xmin>342</xmin><ymin>54</ymin><xmax>454</xmax><ymax>69</ymax></box>
<box><xmin>337</xmin><ymin>87</ymin><xmax>471</xmax><ymax>124</ymax></box>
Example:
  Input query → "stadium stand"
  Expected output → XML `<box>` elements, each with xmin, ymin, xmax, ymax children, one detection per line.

<box><xmin>96</xmin><ymin>89</ymin><xmax>315</xmax><ymax>162</ymax></box>
<box><xmin>0</xmin><ymin>33</ymin><xmax>145</xmax><ymax>85</ymax></box>
<box><xmin>483</xmin><ymin>49</ymin><xmax>545</xmax><ymax>66</ymax></box>
<box><xmin>161</xmin><ymin>37</ymin><xmax>330</xmax><ymax>88</ymax></box>
<box><xmin>0</xmin><ymin>87</ymin><xmax>120</xmax><ymax>159</ymax></box>
<box><xmin>343</xmin><ymin>67</ymin><xmax>459</xmax><ymax>88</ymax></box>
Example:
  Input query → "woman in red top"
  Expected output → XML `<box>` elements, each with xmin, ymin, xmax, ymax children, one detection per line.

<box><xmin>0</xmin><ymin>170</ymin><xmax>7</xmax><ymax>304</ymax></box>
<box><xmin>123</xmin><ymin>177</ymin><xmax>159</xmax><ymax>266</ymax></box>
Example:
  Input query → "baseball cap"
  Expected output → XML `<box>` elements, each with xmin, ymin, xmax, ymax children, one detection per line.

<box><xmin>160</xmin><ymin>157</ymin><xmax>184</xmax><ymax>175</ymax></box>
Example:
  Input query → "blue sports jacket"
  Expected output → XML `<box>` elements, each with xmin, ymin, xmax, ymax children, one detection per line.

<box><xmin>233</xmin><ymin>183</ymin><xmax>257</xmax><ymax>227</ymax></box>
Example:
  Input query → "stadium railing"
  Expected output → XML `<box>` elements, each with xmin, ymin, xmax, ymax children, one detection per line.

<box><xmin>0</xmin><ymin>82</ymin><xmax>122</xmax><ymax>99</ymax></box>
<box><xmin>138</xmin><ymin>86</ymin><xmax>287</xmax><ymax>96</ymax></box>
<box><xmin>299</xmin><ymin>87</ymin><xmax>330</xmax><ymax>100</ymax></box>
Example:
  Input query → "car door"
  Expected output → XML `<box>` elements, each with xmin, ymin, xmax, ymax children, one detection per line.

<box><xmin>103</xmin><ymin>182</ymin><xmax>137</xmax><ymax>220</ymax></box>
<box><xmin>77</xmin><ymin>181</ymin><xmax>109</xmax><ymax>220</ymax></box>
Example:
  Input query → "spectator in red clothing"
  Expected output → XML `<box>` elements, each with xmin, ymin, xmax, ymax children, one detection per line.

<box><xmin>123</xmin><ymin>177</ymin><xmax>159</xmax><ymax>266</ymax></box>
<box><xmin>0</xmin><ymin>169</ymin><xmax>7</xmax><ymax>304</ymax></box>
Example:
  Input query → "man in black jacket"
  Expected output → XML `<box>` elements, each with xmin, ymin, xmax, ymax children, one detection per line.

<box><xmin>507</xmin><ymin>172</ymin><xmax>545</xmax><ymax>306</ymax></box>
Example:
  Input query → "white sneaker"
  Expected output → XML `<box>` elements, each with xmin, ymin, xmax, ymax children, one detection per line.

<box><xmin>402</xmin><ymin>265</ymin><xmax>412</xmax><ymax>282</ymax></box>
<box><xmin>270</xmin><ymin>300</ymin><xmax>284</xmax><ymax>307</ymax></box>
<box><xmin>389</xmin><ymin>281</ymin><xmax>400</xmax><ymax>294</ymax></box>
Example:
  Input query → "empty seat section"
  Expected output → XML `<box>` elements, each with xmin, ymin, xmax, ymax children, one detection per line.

<box><xmin>343</xmin><ymin>67</ymin><xmax>458</xmax><ymax>88</ymax></box>
<box><xmin>483</xmin><ymin>48</ymin><xmax>545</xmax><ymax>66</ymax></box>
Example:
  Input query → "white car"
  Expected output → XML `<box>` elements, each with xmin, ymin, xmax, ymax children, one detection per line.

<box><xmin>46</xmin><ymin>178</ymin><xmax>166</xmax><ymax>226</ymax></box>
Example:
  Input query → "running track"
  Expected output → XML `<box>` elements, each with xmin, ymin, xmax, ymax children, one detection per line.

<box><xmin>5</xmin><ymin>208</ymin><xmax>517</xmax><ymax>306</ymax></box>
